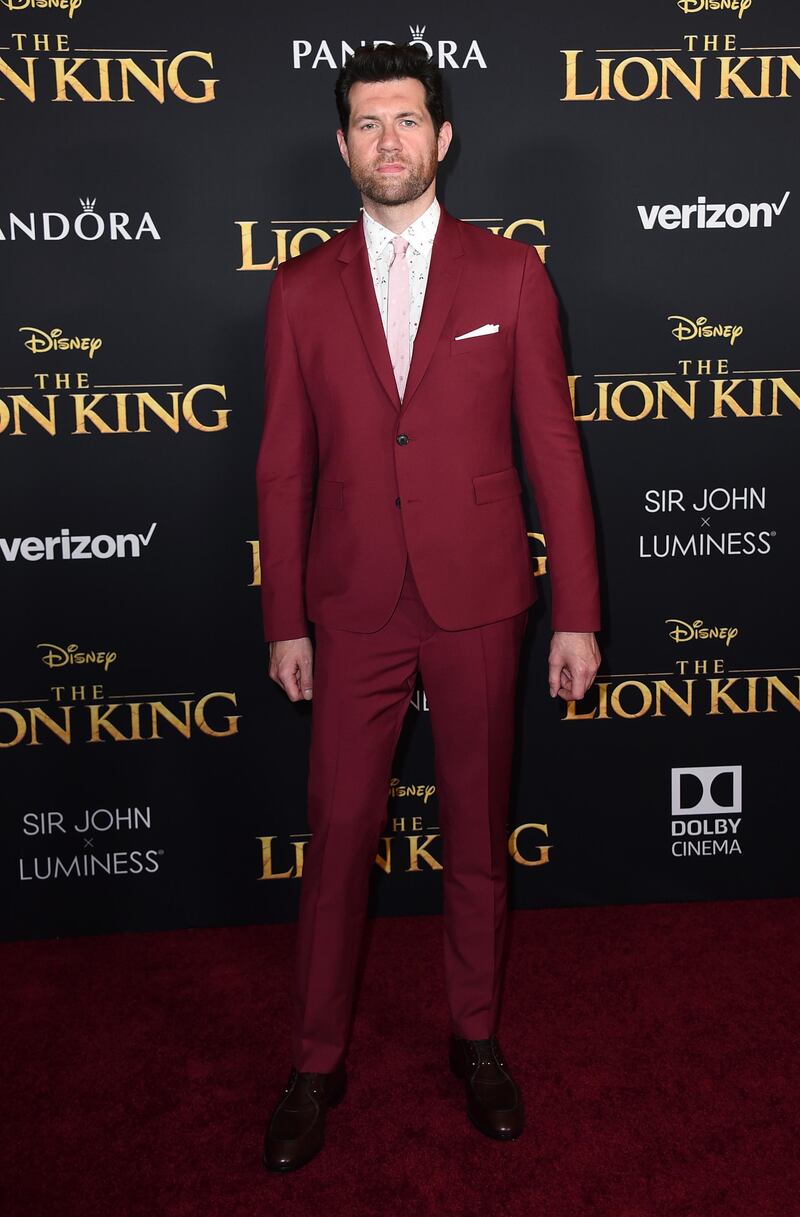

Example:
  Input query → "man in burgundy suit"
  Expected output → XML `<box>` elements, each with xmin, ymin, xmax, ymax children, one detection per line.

<box><xmin>257</xmin><ymin>43</ymin><xmax>600</xmax><ymax>1172</ymax></box>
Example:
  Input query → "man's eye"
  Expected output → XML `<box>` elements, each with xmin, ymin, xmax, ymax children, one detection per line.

<box><xmin>400</xmin><ymin>120</ymin><xmax>417</xmax><ymax>127</ymax></box>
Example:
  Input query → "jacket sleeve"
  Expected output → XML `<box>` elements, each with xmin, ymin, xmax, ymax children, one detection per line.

<box><xmin>255</xmin><ymin>265</ymin><xmax>317</xmax><ymax>643</ymax></box>
<box><xmin>512</xmin><ymin>246</ymin><xmax>601</xmax><ymax>632</ymax></box>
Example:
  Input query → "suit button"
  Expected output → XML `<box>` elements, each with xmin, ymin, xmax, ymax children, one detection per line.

<box><xmin>396</xmin><ymin>434</ymin><xmax>409</xmax><ymax>445</ymax></box>
<box><xmin>395</xmin><ymin>497</ymin><xmax>401</xmax><ymax>508</ymax></box>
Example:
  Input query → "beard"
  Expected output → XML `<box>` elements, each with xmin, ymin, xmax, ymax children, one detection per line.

<box><xmin>348</xmin><ymin>144</ymin><xmax>439</xmax><ymax>207</ymax></box>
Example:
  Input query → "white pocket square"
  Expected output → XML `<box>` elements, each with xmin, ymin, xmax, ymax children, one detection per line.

<box><xmin>454</xmin><ymin>323</ymin><xmax>500</xmax><ymax>341</ymax></box>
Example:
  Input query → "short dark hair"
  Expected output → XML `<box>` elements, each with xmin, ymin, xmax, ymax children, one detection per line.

<box><xmin>335</xmin><ymin>43</ymin><xmax>445</xmax><ymax>136</ymax></box>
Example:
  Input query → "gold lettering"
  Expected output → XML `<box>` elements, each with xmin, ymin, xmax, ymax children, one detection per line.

<box><xmin>653</xmin><ymin>679</ymin><xmax>694</xmax><ymax>717</ymax></box>
<box><xmin>748</xmin><ymin>378</ymin><xmax>765</xmax><ymax>418</ymax></box>
<box><xmin>407</xmin><ymin>834</ymin><xmax>442</xmax><ymax>872</ymax></box>
<box><xmin>126</xmin><ymin>703</ymin><xmax>144</xmax><ymax>742</ymax></box>
<box><xmin>182</xmin><ymin>383</ymin><xmax>230</xmax><ymax>432</ymax></box>
<box><xmin>778</xmin><ymin>54</ymin><xmax>800</xmax><ymax>98</ymax></box>
<box><xmin>28</xmin><ymin>706</ymin><xmax>71</xmax><ymax>745</ymax></box>
<box><xmin>708</xmin><ymin>678</ymin><xmax>745</xmax><ymax>714</ymax></box>
<box><xmin>771</xmin><ymin>377</ymin><xmax>800</xmax><ymax>416</ymax></box>
<box><xmin>613</xmin><ymin>56</ymin><xmax>660</xmax><ymax>101</ymax></box>
<box><xmin>166</xmin><ymin>51</ymin><xmax>218</xmax><ymax>104</ymax></box>
<box><xmin>654</xmin><ymin>379</ymin><xmax>697</xmax><ymax>420</ymax></box>
<box><xmin>72</xmin><ymin>393</ymin><xmax>115</xmax><ymax>434</ymax></box>
<box><xmin>148</xmin><ymin>700</ymin><xmax>192</xmax><ymax>740</ymax></box>
<box><xmin>711</xmin><ymin>379</ymin><xmax>753</xmax><ymax>419</ymax></box>
<box><xmin>195</xmin><ymin>691</ymin><xmax>240</xmax><ymax>738</ymax></box>
<box><xmin>236</xmin><ymin>224</ymin><xmax>289</xmax><ymax>272</ymax></box>
<box><xmin>91</xmin><ymin>57</ymin><xmax>113</xmax><ymax>102</ymax></box>
<box><xmin>0</xmin><ymin>53</ymin><xmax>36</xmax><ymax>102</ymax></box>
<box><xmin>527</xmin><ymin>531</ymin><xmax>548</xmax><ymax>577</ymax></box>
<box><xmin>658</xmin><ymin>56</ymin><xmax>703</xmax><ymax>100</ymax></box>
<box><xmin>564</xmin><ymin>674</ymin><xmax>798</xmax><ymax>720</ymax></box>
<box><xmin>5</xmin><ymin>393</ymin><xmax>57</xmax><ymax>436</ymax></box>
<box><xmin>499</xmin><ymin>217</ymin><xmax>549</xmax><ymax>264</ymax></box>
<box><xmin>508</xmin><ymin>822</ymin><xmax>551</xmax><ymax>866</ymax></box>
<box><xmin>88</xmin><ymin>703</ymin><xmax>127</xmax><ymax>742</ymax></box>
<box><xmin>0</xmin><ymin>706</ymin><xmax>29</xmax><ymax>748</ymax></box>
<box><xmin>52</xmin><ymin>57</ymin><xmax>99</xmax><ymax>102</ymax></box>
<box><xmin>611</xmin><ymin>380</ymin><xmax>654</xmax><ymax>421</ymax></box>
<box><xmin>717</xmin><ymin>55</ymin><xmax>758</xmax><ymax>98</ymax></box>
<box><xmin>256</xmin><ymin>836</ymin><xmax>294</xmax><ymax>879</ymax></box>
<box><xmin>111</xmin><ymin>393</ymin><xmax>131</xmax><ymax>433</ymax></box>
<box><xmin>248</xmin><ymin>540</ymin><xmax>261</xmax><ymax>587</ymax></box>
<box><xmin>609</xmin><ymin>680</ymin><xmax>652</xmax><ymax>719</ymax></box>
<box><xmin>118</xmin><ymin>57</ymin><xmax>166</xmax><ymax>103</ymax></box>
<box><xmin>375</xmin><ymin>836</ymin><xmax>392</xmax><ymax>874</ymax></box>
<box><xmin>565</xmin><ymin>681</ymin><xmax>610</xmax><ymax>719</ymax></box>
<box><xmin>288</xmin><ymin>226</ymin><xmax>330</xmax><ymax>259</ymax></box>
<box><xmin>765</xmin><ymin>676</ymin><xmax>800</xmax><ymax>713</ymax></box>
<box><xmin>562</xmin><ymin>50</ymin><xmax>601</xmax><ymax>101</ymax></box>
<box><xmin>570</xmin><ymin>374</ymin><xmax>592</xmax><ymax>422</ymax></box>
<box><xmin>136</xmin><ymin>392</ymin><xmax>180</xmax><ymax>433</ymax></box>
<box><xmin>745</xmin><ymin>676</ymin><xmax>759</xmax><ymax>714</ymax></box>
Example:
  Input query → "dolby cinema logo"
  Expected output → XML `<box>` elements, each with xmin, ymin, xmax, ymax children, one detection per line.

<box><xmin>1</xmin><ymin>523</ymin><xmax>157</xmax><ymax>563</ymax></box>
<box><xmin>0</xmin><ymin>198</ymin><xmax>160</xmax><ymax>243</ymax></box>
<box><xmin>671</xmin><ymin>765</ymin><xmax>742</xmax><ymax>858</ymax></box>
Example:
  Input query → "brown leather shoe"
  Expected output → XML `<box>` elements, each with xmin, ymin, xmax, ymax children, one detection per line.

<box><xmin>262</xmin><ymin>1062</ymin><xmax>347</xmax><ymax>1172</ymax></box>
<box><xmin>450</xmin><ymin>1034</ymin><xmax>524</xmax><ymax>1140</ymax></box>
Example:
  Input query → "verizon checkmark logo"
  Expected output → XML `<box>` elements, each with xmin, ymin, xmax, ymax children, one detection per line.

<box><xmin>1</xmin><ymin>523</ymin><xmax>157</xmax><ymax>562</ymax></box>
<box><xmin>638</xmin><ymin>190</ymin><xmax>789</xmax><ymax>230</ymax></box>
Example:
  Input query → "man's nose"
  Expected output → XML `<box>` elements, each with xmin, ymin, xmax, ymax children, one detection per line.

<box><xmin>377</xmin><ymin>131</ymin><xmax>401</xmax><ymax>153</ymax></box>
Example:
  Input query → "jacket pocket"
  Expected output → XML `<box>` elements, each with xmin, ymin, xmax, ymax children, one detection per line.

<box><xmin>316</xmin><ymin>479</ymin><xmax>344</xmax><ymax>510</ymax></box>
<box><xmin>472</xmin><ymin>466</ymin><xmax>522</xmax><ymax>505</ymax></box>
<box><xmin>451</xmin><ymin>330</ymin><xmax>504</xmax><ymax>355</ymax></box>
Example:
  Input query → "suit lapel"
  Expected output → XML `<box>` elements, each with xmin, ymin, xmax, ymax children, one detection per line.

<box><xmin>401</xmin><ymin>207</ymin><xmax>464</xmax><ymax>410</ymax></box>
<box><xmin>338</xmin><ymin>222</ymin><xmax>401</xmax><ymax>411</ymax></box>
<box><xmin>336</xmin><ymin>205</ymin><xmax>465</xmax><ymax>414</ymax></box>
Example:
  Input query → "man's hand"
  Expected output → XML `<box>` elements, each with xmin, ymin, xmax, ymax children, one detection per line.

<box><xmin>548</xmin><ymin>631</ymin><xmax>600</xmax><ymax>702</ymax></box>
<box><xmin>269</xmin><ymin>637</ymin><xmax>314</xmax><ymax>702</ymax></box>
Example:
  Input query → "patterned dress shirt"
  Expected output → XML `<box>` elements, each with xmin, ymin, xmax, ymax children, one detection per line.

<box><xmin>361</xmin><ymin>196</ymin><xmax>441</xmax><ymax>351</ymax></box>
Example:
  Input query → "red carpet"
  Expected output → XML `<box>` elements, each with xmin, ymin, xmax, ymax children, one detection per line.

<box><xmin>3</xmin><ymin>900</ymin><xmax>799</xmax><ymax>1217</ymax></box>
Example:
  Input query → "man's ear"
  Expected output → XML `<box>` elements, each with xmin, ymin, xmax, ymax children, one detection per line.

<box><xmin>437</xmin><ymin>120</ymin><xmax>453</xmax><ymax>164</ymax></box>
<box><xmin>336</xmin><ymin>128</ymin><xmax>350</xmax><ymax>167</ymax></box>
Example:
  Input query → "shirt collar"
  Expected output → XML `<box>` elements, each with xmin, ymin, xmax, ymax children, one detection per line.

<box><xmin>362</xmin><ymin>195</ymin><xmax>441</xmax><ymax>261</ymax></box>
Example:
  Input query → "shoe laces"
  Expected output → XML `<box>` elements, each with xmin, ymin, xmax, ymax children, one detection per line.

<box><xmin>467</xmin><ymin>1036</ymin><xmax>505</xmax><ymax>1070</ymax></box>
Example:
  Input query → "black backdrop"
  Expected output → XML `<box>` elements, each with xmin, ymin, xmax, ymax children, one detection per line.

<box><xmin>2</xmin><ymin>0</ymin><xmax>798</xmax><ymax>941</ymax></box>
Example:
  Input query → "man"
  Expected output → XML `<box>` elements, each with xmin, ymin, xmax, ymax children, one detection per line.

<box><xmin>257</xmin><ymin>43</ymin><xmax>600</xmax><ymax>1172</ymax></box>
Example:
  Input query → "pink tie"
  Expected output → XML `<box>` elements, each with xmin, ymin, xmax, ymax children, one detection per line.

<box><xmin>387</xmin><ymin>236</ymin><xmax>410</xmax><ymax>398</ymax></box>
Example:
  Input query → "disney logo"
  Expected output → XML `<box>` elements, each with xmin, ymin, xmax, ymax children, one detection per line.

<box><xmin>1</xmin><ymin>0</ymin><xmax>83</xmax><ymax>15</ymax></box>
<box><xmin>675</xmin><ymin>0</ymin><xmax>752</xmax><ymax>17</ymax></box>
<box><xmin>20</xmin><ymin>327</ymin><xmax>102</xmax><ymax>359</ymax></box>
<box><xmin>389</xmin><ymin>778</ymin><xmax>436</xmax><ymax>804</ymax></box>
<box><xmin>666</xmin><ymin>619</ymin><xmax>739</xmax><ymax>647</ymax></box>
<box><xmin>668</xmin><ymin>315</ymin><xmax>743</xmax><ymax>346</ymax></box>
<box><xmin>37</xmin><ymin>643</ymin><xmax>117</xmax><ymax>671</ymax></box>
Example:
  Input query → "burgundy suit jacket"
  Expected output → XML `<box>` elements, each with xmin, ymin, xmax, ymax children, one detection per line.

<box><xmin>256</xmin><ymin>204</ymin><xmax>600</xmax><ymax>640</ymax></box>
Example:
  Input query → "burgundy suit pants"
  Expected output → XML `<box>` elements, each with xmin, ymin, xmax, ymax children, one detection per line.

<box><xmin>292</xmin><ymin>555</ymin><xmax>528</xmax><ymax>1072</ymax></box>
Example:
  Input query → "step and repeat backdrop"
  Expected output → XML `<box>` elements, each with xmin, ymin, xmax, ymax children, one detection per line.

<box><xmin>2</xmin><ymin>0</ymin><xmax>798</xmax><ymax>940</ymax></box>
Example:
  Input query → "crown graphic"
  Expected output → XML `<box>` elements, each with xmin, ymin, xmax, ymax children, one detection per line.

<box><xmin>79</xmin><ymin>197</ymin><xmax>96</xmax><ymax>212</ymax></box>
<box><xmin>409</xmin><ymin>23</ymin><xmax>426</xmax><ymax>39</ymax></box>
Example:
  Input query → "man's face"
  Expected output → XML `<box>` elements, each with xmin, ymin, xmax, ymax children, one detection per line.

<box><xmin>336</xmin><ymin>77</ymin><xmax>452</xmax><ymax>207</ymax></box>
